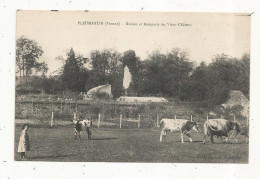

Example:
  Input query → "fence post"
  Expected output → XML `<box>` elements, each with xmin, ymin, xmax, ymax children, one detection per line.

<box><xmin>98</xmin><ymin>113</ymin><xmax>101</xmax><ymax>128</ymax></box>
<box><xmin>247</xmin><ymin>115</ymin><xmax>249</xmax><ymax>126</ymax></box>
<box><xmin>51</xmin><ymin>112</ymin><xmax>54</xmax><ymax>127</ymax></box>
<box><xmin>74</xmin><ymin>112</ymin><xmax>77</xmax><ymax>120</ymax></box>
<box><xmin>76</xmin><ymin>103</ymin><xmax>78</xmax><ymax>113</ymax></box>
<box><xmin>61</xmin><ymin>100</ymin><xmax>62</xmax><ymax>112</ymax></box>
<box><xmin>138</xmin><ymin>115</ymin><xmax>141</xmax><ymax>128</ymax></box>
<box><xmin>234</xmin><ymin>115</ymin><xmax>236</xmax><ymax>122</ymax></box>
<box><xmin>157</xmin><ymin>115</ymin><xmax>159</xmax><ymax>127</ymax></box>
<box><xmin>207</xmin><ymin>115</ymin><xmax>208</xmax><ymax>121</ymax></box>
<box><xmin>175</xmin><ymin>115</ymin><xmax>176</xmax><ymax>119</ymax></box>
<box><xmin>120</xmin><ymin>114</ymin><xmax>122</xmax><ymax>128</ymax></box>
<box><xmin>32</xmin><ymin>100</ymin><xmax>34</xmax><ymax>113</ymax></box>
<box><xmin>191</xmin><ymin>115</ymin><xmax>193</xmax><ymax>122</ymax></box>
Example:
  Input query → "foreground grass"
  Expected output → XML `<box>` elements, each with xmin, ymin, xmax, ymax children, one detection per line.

<box><xmin>14</xmin><ymin>125</ymin><xmax>248</xmax><ymax>163</ymax></box>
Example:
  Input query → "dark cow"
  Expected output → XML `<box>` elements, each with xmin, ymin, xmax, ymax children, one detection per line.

<box><xmin>203</xmin><ymin>119</ymin><xmax>240</xmax><ymax>144</ymax></box>
<box><xmin>73</xmin><ymin>119</ymin><xmax>83</xmax><ymax>140</ymax></box>
<box><xmin>160</xmin><ymin>118</ymin><xmax>200</xmax><ymax>143</ymax></box>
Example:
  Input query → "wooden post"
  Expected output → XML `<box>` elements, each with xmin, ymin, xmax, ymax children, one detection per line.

<box><xmin>76</xmin><ymin>103</ymin><xmax>78</xmax><ymax>113</ymax></box>
<box><xmin>247</xmin><ymin>116</ymin><xmax>249</xmax><ymax>126</ymax></box>
<box><xmin>32</xmin><ymin>100</ymin><xmax>33</xmax><ymax>113</ymax></box>
<box><xmin>120</xmin><ymin>114</ymin><xmax>122</xmax><ymax>128</ymax></box>
<box><xmin>51</xmin><ymin>112</ymin><xmax>54</xmax><ymax>127</ymax></box>
<box><xmin>138</xmin><ymin>115</ymin><xmax>141</xmax><ymax>128</ymax></box>
<box><xmin>234</xmin><ymin>115</ymin><xmax>236</xmax><ymax>122</ymax></box>
<box><xmin>157</xmin><ymin>115</ymin><xmax>159</xmax><ymax>127</ymax></box>
<box><xmin>74</xmin><ymin>112</ymin><xmax>76</xmax><ymax>120</ymax></box>
<box><xmin>207</xmin><ymin>115</ymin><xmax>208</xmax><ymax>121</ymax></box>
<box><xmin>61</xmin><ymin>100</ymin><xmax>62</xmax><ymax>112</ymax></box>
<box><xmin>98</xmin><ymin>113</ymin><xmax>101</xmax><ymax>128</ymax></box>
<box><xmin>191</xmin><ymin>115</ymin><xmax>193</xmax><ymax>122</ymax></box>
<box><xmin>175</xmin><ymin>115</ymin><xmax>176</xmax><ymax>119</ymax></box>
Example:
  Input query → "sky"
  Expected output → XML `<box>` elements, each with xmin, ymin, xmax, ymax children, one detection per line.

<box><xmin>16</xmin><ymin>11</ymin><xmax>251</xmax><ymax>75</ymax></box>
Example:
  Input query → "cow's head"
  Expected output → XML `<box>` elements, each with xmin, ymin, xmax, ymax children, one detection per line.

<box><xmin>82</xmin><ymin>119</ymin><xmax>92</xmax><ymax>127</ymax></box>
<box><xmin>230</xmin><ymin>121</ymin><xmax>241</xmax><ymax>134</ymax></box>
<box><xmin>185</xmin><ymin>121</ymin><xmax>200</xmax><ymax>132</ymax></box>
<box><xmin>192</xmin><ymin>122</ymin><xmax>200</xmax><ymax>132</ymax></box>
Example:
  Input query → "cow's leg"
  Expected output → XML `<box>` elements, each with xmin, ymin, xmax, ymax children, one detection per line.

<box><xmin>164</xmin><ymin>131</ymin><xmax>168</xmax><ymax>143</ymax></box>
<box><xmin>186</xmin><ymin>133</ymin><xmax>193</xmax><ymax>142</ymax></box>
<box><xmin>78</xmin><ymin>131</ymin><xmax>81</xmax><ymax>141</ymax></box>
<box><xmin>74</xmin><ymin>128</ymin><xmax>77</xmax><ymax>140</ymax></box>
<box><xmin>181</xmin><ymin>132</ymin><xmax>184</xmax><ymax>143</ymax></box>
<box><xmin>203</xmin><ymin>135</ymin><xmax>206</xmax><ymax>144</ymax></box>
<box><xmin>87</xmin><ymin>129</ymin><xmax>92</xmax><ymax>140</ymax></box>
<box><xmin>160</xmin><ymin>130</ymin><xmax>164</xmax><ymax>143</ymax></box>
<box><xmin>210</xmin><ymin>134</ymin><xmax>214</xmax><ymax>144</ymax></box>
<box><xmin>203</xmin><ymin>123</ymin><xmax>208</xmax><ymax>144</ymax></box>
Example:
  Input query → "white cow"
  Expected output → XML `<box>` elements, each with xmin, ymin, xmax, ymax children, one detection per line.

<box><xmin>160</xmin><ymin>118</ymin><xmax>200</xmax><ymax>143</ymax></box>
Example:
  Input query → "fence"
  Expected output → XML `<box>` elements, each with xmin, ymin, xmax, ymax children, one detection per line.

<box><xmin>16</xmin><ymin>100</ymin><xmax>205</xmax><ymax>128</ymax></box>
<box><xmin>15</xmin><ymin>99</ymin><xmax>248</xmax><ymax>128</ymax></box>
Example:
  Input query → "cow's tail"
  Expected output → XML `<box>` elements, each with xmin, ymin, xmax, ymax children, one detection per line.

<box><xmin>159</xmin><ymin>120</ymin><xmax>164</xmax><ymax>129</ymax></box>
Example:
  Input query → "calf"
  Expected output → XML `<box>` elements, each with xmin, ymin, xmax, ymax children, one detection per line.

<box><xmin>160</xmin><ymin>118</ymin><xmax>200</xmax><ymax>143</ymax></box>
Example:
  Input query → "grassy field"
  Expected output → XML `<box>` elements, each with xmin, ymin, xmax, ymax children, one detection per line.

<box><xmin>14</xmin><ymin>124</ymin><xmax>248</xmax><ymax>163</ymax></box>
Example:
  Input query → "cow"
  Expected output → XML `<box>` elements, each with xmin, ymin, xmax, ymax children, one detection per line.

<box><xmin>202</xmin><ymin>119</ymin><xmax>240</xmax><ymax>144</ymax></box>
<box><xmin>73</xmin><ymin>119</ymin><xmax>83</xmax><ymax>140</ymax></box>
<box><xmin>159</xmin><ymin>118</ymin><xmax>200</xmax><ymax>143</ymax></box>
<box><xmin>81</xmin><ymin>119</ymin><xmax>93</xmax><ymax>140</ymax></box>
<box><xmin>73</xmin><ymin>119</ymin><xmax>92</xmax><ymax>140</ymax></box>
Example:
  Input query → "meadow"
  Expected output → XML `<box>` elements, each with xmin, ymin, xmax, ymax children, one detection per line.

<box><xmin>14</xmin><ymin>124</ymin><xmax>248</xmax><ymax>163</ymax></box>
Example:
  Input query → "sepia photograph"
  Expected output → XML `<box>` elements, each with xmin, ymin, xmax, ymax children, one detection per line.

<box><xmin>15</xmin><ymin>11</ymin><xmax>250</xmax><ymax>163</ymax></box>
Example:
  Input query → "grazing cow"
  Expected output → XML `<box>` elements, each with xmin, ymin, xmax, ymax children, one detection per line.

<box><xmin>203</xmin><ymin>119</ymin><xmax>240</xmax><ymax>144</ymax></box>
<box><xmin>160</xmin><ymin>118</ymin><xmax>200</xmax><ymax>143</ymax></box>
<box><xmin>73</xmin><ymin>119</ymin><xmax>93</xmax><ymax>140</ymax></box>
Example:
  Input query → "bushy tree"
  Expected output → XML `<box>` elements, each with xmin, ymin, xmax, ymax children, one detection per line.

<box><xmin>16</xmin><ymin>36</ymin><xmax>48</xmax><ymax>83</ymax></box>
<box><xmin>189</xmin><ymin>53</ymin><xmax>250</xmax><ymax>105</ymax></box>
<box><xmin>137</xmin><ymin>49</ymin><xmax>193</xmax><ymax>98</ymax></box>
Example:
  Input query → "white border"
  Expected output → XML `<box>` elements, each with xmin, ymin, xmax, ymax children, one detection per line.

<box><xmin>1</xmin><ymin>0</ymin><xmax>260</xmax><ymax>178</ymax></box>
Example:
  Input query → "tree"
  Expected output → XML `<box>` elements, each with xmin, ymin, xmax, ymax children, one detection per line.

<box><xmin>16</xmin><ymin>36</ymin><xmax>48</xmax><ymax>83</ymax></box>
<box><xmin>189</xmin><ymin>53</ymin><xmax>250</xmax><ymax>105</ymax></box>
<box><xmin>137</xmin><ymin>49</ymin><xmax>193</xmax><ymax>98</ymax></box>
<box><xmin>61</xmin><ymin>48</ymin><xmax>88</xmax><ymax>91</ymax></box>
<box><xmin>189</xmin><ymin>61</ymin><xmax>208</xmax><ymax>101</ymax></box>
<box><xmin>88</xmin><ymin>49</ymin><xmax>123</xmax><ymax>97</ymax></box>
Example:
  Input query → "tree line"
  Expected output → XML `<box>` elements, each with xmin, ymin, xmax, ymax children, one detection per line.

<box><xmin>16</xmin><ymin>36</ymin><xmax>250</xmax><ymax>105</ymax></box>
